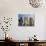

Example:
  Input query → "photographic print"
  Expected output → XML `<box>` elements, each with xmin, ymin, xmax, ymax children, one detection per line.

<box><xmin>18</xmin><ymin>14</ymin><xmax>35</xmax><ymax>26</ymax></box>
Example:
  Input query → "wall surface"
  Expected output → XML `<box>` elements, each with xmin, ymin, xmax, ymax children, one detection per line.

<box><xmin>0</xmin><ymin>0</ymin><xmax>46</xmax><ymax>40</ymax></box>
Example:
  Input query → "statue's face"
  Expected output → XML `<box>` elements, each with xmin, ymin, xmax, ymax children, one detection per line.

<box><xmin>29</xmin><ymin>0</ymin><xmax>42</xmax><ymax>8</ymax></box>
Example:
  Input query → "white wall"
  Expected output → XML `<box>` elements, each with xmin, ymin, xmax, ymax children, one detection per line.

<box><xmin>0</xmin><ymin>0</ymin><xmax>46</xmax><ymax>40</ymax></box>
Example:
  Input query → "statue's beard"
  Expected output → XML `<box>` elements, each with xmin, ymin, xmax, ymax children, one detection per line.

<box><xmin>29</xmin><ymin>0</ymin><xmax>41</xmax><ymax>8</ymax></box>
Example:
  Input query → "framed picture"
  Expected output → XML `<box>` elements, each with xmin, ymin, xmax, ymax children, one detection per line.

<box><xmin>18</xmin><ymin>14</ymin><xmax>35</xmax><ymax>26</ymax></box>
